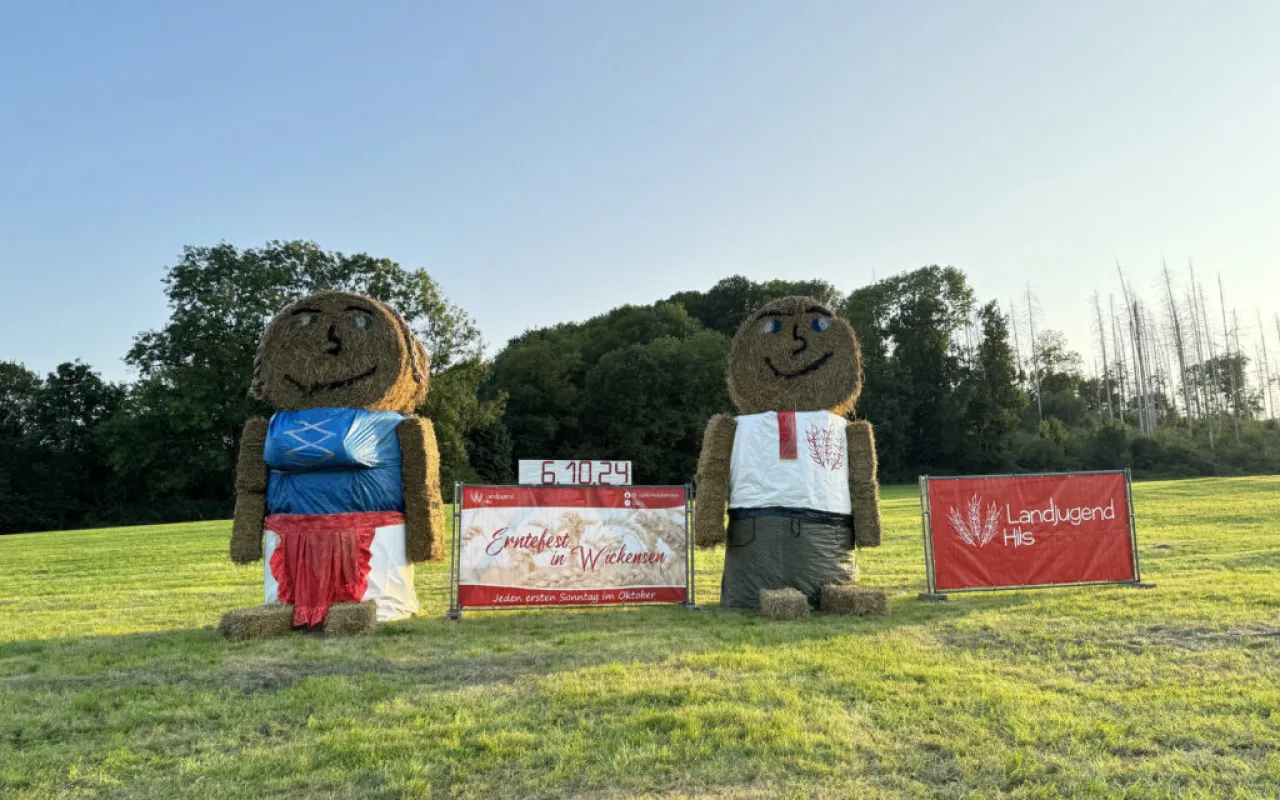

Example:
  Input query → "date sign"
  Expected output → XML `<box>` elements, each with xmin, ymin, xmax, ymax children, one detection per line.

<box><xmin>518</xmin><ymin>460</ymin><xmax>632</xmax><ymax>486</ymax></box>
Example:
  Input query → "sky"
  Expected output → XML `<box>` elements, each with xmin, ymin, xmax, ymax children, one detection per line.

<box><xmin>2</xmin><ymin>1</ymin><xmax>1278</xmax><ymax>383</ymax></box>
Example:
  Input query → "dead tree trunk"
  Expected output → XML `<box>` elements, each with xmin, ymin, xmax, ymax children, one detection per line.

<box><xmin>1026</xmin><ymin>285</ymin><xmax>1043</xmax><ymax>422</ymax></box>
<box><xmin>1258</xmin><ymin>308</ymin><xmax>1275</xmax><ymax>420</ymax></box>
<box><xmin>1219</xmin><ymin>275</ymin><xmax>1241</xmax><ymax>443</ymax></box>
<box><xmin>1093</xmin><ymin>292</ymin><xmax>1113</xmax><ymax>424</ymax></box>
<box><xmin>1161</xmin><ymin>261</ymin><xmax>1193</xmax><ymax>431</ymax></box>
<box><xmin>1111</xmin><ymin>294</ymin><xmax>1130</xmax><ymax>427</ymax></box>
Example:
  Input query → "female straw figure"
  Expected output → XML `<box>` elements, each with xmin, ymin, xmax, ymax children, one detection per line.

<box><xmin>219</xmin><ymin>291</ymin><xmax>445</xmax><ymax>638</ymax></box>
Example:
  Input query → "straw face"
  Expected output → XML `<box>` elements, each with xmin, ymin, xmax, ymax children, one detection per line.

<box><xmin>727</xmin><ymin>296</ymin><xmax>862</xmax><ymax>416</ymax></box>
<box><xmin>254</xmin><ymin>291</ymin><xmax>429</xmax><ymax>413</ymax></box>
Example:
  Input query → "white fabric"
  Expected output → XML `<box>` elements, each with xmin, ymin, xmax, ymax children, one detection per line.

<box><xmin>729</xmin><ymin>410</ymin><xmax>851</xmax><ymax>515</ymax></box>
<box><xmin>262</xmin><ymin>523</ymin><xmax>419</xmax><ymax>622</ymax></box>
<box><xmin>264</xmin><ymin>530</ymin><xmax>281</xmax><ymax>604</ymax></box>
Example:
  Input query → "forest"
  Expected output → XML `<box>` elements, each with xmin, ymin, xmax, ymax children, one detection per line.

<box><xmin>2</xmin><ymin>241</ymin><xmax>1277</xmax><ymax>534</ymax></box>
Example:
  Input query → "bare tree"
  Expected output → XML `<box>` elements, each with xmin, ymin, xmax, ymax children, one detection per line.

<box><xmin>1259</xmin><ymin>307</ymin><xmax>1275</xmax><ymax>420</ymax></box>
<box><xmin>1026</xmin><ymin>284</ymin><xmax>1043</xmax><ymax>421</ymax></box>
<box><xmin>1008</xmin><ymin>298</ymin><xmax>1024</xmax><ymax>390</ymax></box>
<box><xmin>1093</xmin><ymin>292</ymin><xmax>1114</xmax><ymax>424</ymax></box>
<box><xmin>1117</xmin><ymin>261</ymin><xmax>1155</xmax><ymax>433</ymax></box>
<box><xmin>1161</xmin><ymin>260</ymin><xmax>1193</xmax><ymax>428</ymax></box>
<box><xmin>1233</xmin><ymin>308</ymin><xmax>1254</xmax><ymax>421</ymax></box>
<box><xmin>1197</xmin><ymin>279</ymin><xmax>1222</xmax><ymax>446</ymax></box>
<box><xmin>1217</xmin><ymin>275</ymin><xmax>1241</xmax><ymax>443</ymax></box>
<box><xmin>1184</xmin><ymin>268</ymin><xmax>1212</xmax><ymax>447</ymax></box>
<box><xmin>1110</xmin><ymin>294</ymin><xmax>1130</xmax><ymax>427</ymax></box>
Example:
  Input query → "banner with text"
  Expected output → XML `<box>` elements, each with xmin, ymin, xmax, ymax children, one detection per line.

<box><xmin>456</xmin><ymin>485</ymin><xmax>689</xmax><ymax>608</ymax></box>
<box><xmin>923</xmin><ymin>471</ymin><xmax>1138</xmax><ymax>592</ymax></box>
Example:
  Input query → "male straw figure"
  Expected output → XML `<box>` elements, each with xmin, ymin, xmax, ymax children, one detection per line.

<box><xmin>694</xmin><ymin>296</ymin><xmax>884</xmax><ymax>615</ymax></box>
<box><xmin>219</xmin><ymin>291</ymin><xmax>446</xmax><ymax>639</ymax></box>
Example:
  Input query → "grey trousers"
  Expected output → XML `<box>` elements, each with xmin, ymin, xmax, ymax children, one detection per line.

<box><xmin>720</xmin><ymin>513</ymin><xmax>857</xmax><ymax>609</ymax></box>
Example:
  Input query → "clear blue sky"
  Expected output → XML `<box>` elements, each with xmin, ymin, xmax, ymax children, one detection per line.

<box><xmin>2</xmin><ymin>1</ymin><xmax>1278</xmax><ymax>383</ymax></box>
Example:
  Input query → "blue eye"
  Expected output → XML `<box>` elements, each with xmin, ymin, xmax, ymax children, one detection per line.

<box><xmin>812</xmin><ymin>317</ymin><xmax>831</xmax><ymax>333</ymax></box>
<box><xmin>760</xmin><ymin>318</ymin><xmax>782</xmax><ymax>334</ymax></box>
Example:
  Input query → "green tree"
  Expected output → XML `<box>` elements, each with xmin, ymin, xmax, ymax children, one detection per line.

<box><xmin>484</xmin><ymin>303</ymin><xmax>703</xmax><ymax>462</ymax></box>
<box><xmin>961</xmin><ymin>302</ymin><xmax>1026</xmax><ymax>470</ymax></box>
<box><xmin>0</xmin><ymin>363</ymin><xmax>45</xmax><ymax>533</ymax></box>
<box><xmin>466</xmin><ymin>422</ymin><xmax>515</xmax><ymax>484</ymax></box>
<box><xmin>1029</xmin><ymin>330</ymin><xmax>1087</xmax><ymax>427</ymax></box>
<box><xmin>0</xmin><ymin>362</ymin><xmax>40</xmax><ymax>440</ymax></box>
<box><xmin>423</xmin><ymin>358</ymin><xmax>506</xmax><ymax>488</ymax></box>
<box><xmin>0</xmin><ymin>362</ymin><xmax>124</xmax><ymax>533</ymax></box>
<box><xmin>668</xmin><ymin>275</ymin><xmax>843</xmax><ymax>336</ymax></box>
<box><xmin>581</xmin><ymin>331</ymin><xmax>732</xmax><ymax>483</ymax></box>
<box><xmin>842</xmin><ymin>266</ymin><xmax>975</xmax><ymax>476</ymax></box>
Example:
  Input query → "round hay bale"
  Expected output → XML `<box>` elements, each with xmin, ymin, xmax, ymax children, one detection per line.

<box><xmin>218</xmin><ymin>604</ymin><xmax>295</xmax><ymax>640</ymax></box>
<box><xmin>253</xmin><ymin>291</ymin><xmax>430</xmax><ymax>414</ymax></box>
<box><xmin>820</xmin><ymin>584</ymin><xmax>887</xmax><ymax>616</ymax></box>
<box><xmin>759</xmin><ymin>587</ymin><xmax>811</xmax><ymax>621</ymax></box>
<box><xmin>726</xmin><ymin>296</ymin><xmax>862</xmax><ymax>416</ymax></box>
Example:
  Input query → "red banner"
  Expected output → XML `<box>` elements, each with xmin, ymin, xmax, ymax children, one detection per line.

<box><xmin>457</xmin><ymin>586</ymin><xmax>686</xmax><ymax>607</ymax></box>
<box><xmin>924</xmin><ymin>471</ymin><xmax>1137</xmax><ymax>591</ymax></box>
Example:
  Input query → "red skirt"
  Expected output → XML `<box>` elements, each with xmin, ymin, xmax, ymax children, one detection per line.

<box><xmin>266</xmin><ymin>511</ymin><xmax>404</xmax><ymax>627</ymax></box>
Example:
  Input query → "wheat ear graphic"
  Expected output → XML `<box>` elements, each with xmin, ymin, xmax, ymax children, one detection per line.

<box><xmin>947</xmin><ymin>494</ymin><xmax>1000</xmax><ymax>547</ymax></box>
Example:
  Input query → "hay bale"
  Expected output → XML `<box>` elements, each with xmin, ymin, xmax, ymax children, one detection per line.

<box><xmin>323</xmin><ymin>600</ymin><xmax>377</xmax><ymax>636</ymax></box>
<box><xmin>759</xmin><ymin>588</ymin><xmax>811</xmax><ymax>621</ymax></box>
<box><xmin>693</xmin><ymin>414</ymin><xmax>737</xmax><ymax>547</ymax></box>
<box><xmin>847</xmin><ymin>420</ymin><xmax>882</xmax><ymax>547</ymax></box>
<box><xmin>219</xmin><ymin>604</ymin><xmax>295</xmax><ymax>640</ymax></box>
<box><xmin>253</xmin><ymin>291</ymin><xmax>430</xmax><ymax>414</ymax></box>
<box><xmin>230</xmin><ymin>417</ymin><xmax>270</xmax><ymax>564</ymax></box>
<box><xmin>820</xmin><ymin>584</ymin><xmax>887</xmax><ymax>616</ymax></box>
<box><xmin>726</xmin><ymin>295</ymin><xmax>862</xmax><ymax>416</ymax></box>
<box><xmin>400</xmin><ymin>416</ymin><xmax>446</xmax><ymax>562</ymax></box>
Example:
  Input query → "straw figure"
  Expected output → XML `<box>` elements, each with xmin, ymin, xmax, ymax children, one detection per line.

<box><xmin>218</xmin><ymin>291</ymin><xmax>446</xmax><ymax>639</ymax></box>
<box><xmin>693</xmin><ymin>296</ymin><xmax>884</xmax><ymax>617</ymax></box>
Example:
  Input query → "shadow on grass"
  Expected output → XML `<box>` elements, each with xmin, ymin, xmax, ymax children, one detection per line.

<box><xmin>0</xmin><ymin>591</ymin><xmax>1035</xmax><ymax>698</ymax></box>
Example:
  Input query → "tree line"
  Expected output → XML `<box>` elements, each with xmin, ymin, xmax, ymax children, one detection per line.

<box><xmin>2</xmin><ymin>241</ymin><xmax>1277</xmax><ymax>534</ymax></box>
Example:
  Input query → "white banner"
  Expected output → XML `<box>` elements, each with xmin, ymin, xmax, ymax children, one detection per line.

<box><xmin>456</xmin><ymin>485</ymin><xmax>688</xmax><ymax>608</ymax></box>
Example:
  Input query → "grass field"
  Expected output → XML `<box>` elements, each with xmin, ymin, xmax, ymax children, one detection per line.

<box><xmin>1</xmin><ymin>477</ymin><xmax>1278</xmax><ymax>799</ymax></box>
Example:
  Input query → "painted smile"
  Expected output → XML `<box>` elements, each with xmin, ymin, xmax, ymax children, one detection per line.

<box><xmin>284</xmin><ymin>365</ymin><xmax>379</xmax><ymax>395</ymax></box>
<box><xmin>765</xmin><ymin>352</ymin><xmax>832</xmax><ymax>379</ymax></box>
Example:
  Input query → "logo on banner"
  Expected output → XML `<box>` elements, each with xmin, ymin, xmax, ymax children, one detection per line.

<box><xmin>948</xmin><ymin>494</ymin><xmax>1121</xmax><ymax>549</ymax></box>
<box><xmin>948</xmin><ymin>495</ymin><xmax>1001</xmax><ymax>548</ymax></box>
<box><xmin>805</xmin><ymin>424</ymin><xmax>846</xmax><ymax>470</ymax></box>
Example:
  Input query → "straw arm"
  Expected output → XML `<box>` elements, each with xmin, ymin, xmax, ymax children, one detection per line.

<box><xmin>693</xmin><ymin>413</ymin><xmax>736</xmax><ymax>548</ymax></box>
<box><xmin>847</xmin><ymin>419</ymin><xmax>882</xmax><ymax>547</ymax></box>
<box><xmin>400</xmin><ymin>416</ymin><xmax>446</xmax><ymax>562</ymax></box>
<box><xmin>230</xmin><ymin>417</ymin><xmax>269</xmax><ymax>564</ymax></box>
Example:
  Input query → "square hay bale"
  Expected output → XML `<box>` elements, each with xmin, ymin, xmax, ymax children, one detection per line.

<box><xmin>323</xmin><ymin>600</ymin><xmax>377</xmax><ymax>636</ymax></box>
<box><xmin>820</xmin><ymin>585</ymin><xmax>887</xmax><ymax>616</ymax></box>
<box><xmin>219</xmin><ymin>604</ymin><xmax>295</xmax><ymax>640</ymax></box>
<box><xmin>759</xmin><ymin>588</ymin><xmax>811</xmax><ymax>621</ymax></box>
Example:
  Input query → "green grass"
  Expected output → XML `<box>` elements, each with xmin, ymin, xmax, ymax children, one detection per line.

<box><xmin>1</xmin><ymin>477</ymin><xmax>1278</xmax><ymax>799</ymax></box>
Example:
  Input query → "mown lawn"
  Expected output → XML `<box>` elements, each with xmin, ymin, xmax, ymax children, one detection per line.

<box><xmin>1</xmin><ymin>477</ymin><xmax>1278</xmax><ymax>799</ymax></box>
